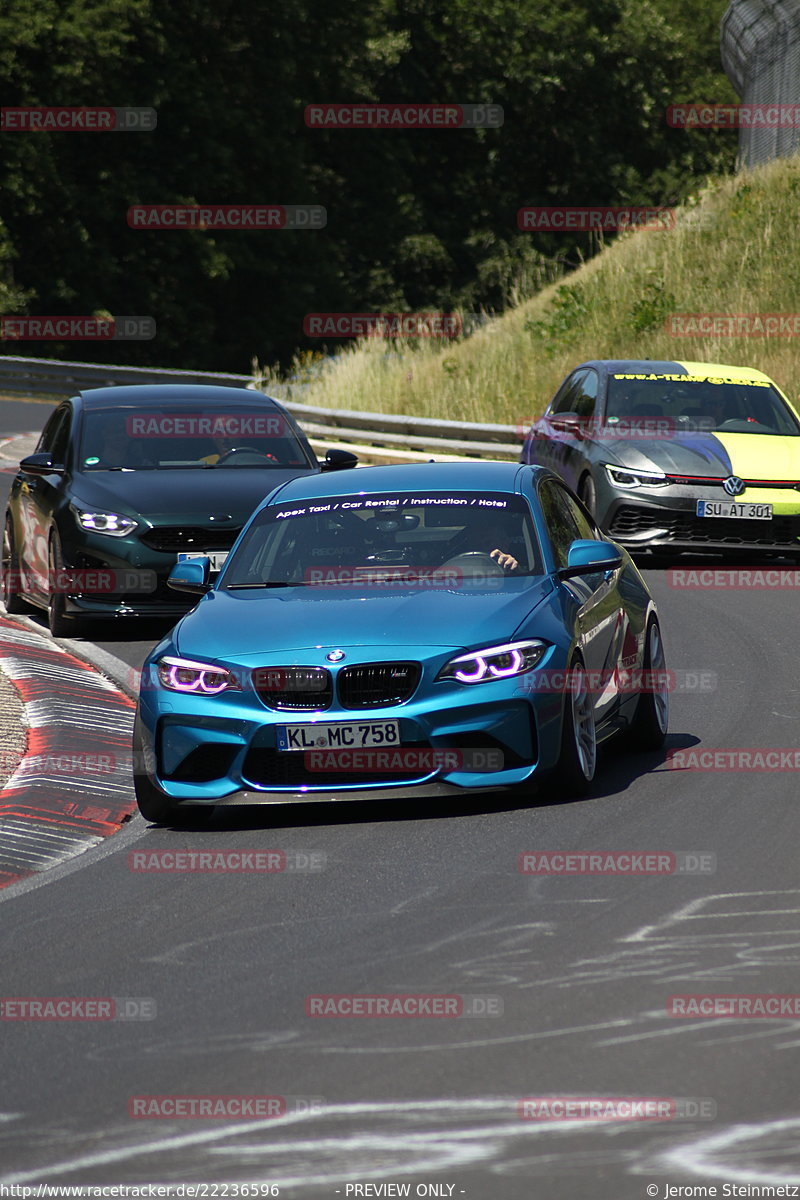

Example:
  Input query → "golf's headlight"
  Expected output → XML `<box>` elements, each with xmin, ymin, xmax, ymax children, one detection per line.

<box><xmin>70</xmin><ymin>503</ymin><xmax>138</xmax><ymax>537</ymax></box>
<box><xmin>438</xmin><ymin>639</ymin><xmax>548</xmax><ymax>684</ymax></box>
<box><xmin>157</xmin><ymin>656</ymin><xmax>240</xmax><ymax>695</ymax></box>
<box><xmin>604</xmin><ymin>464</ymin><xmax>667</xmax><ymax>489</ymax></box>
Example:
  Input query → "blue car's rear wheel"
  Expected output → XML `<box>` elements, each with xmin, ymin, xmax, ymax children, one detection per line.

<box><xmin>628</xmin><ymin>618</ymin><xmax>668</xmax><ymax>749</ymax></box>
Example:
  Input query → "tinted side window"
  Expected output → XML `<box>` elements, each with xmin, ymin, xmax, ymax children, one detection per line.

<box><xmin>573</xmin><ymin>369</ymin><xmax>598</xmax><ymax>420</ymax></box>
<box><xmin>539</xmin><ymin>479</ymin><xmax>582</xmax><ymax>567</ymax></box>
<box><xmin>549</xmin><ymin>370</ymin><xmax>587</xmax><ymax>416</ymax></box>
<box><xmin>37</xmin><ymin>406</ymin><xmax>71</xmax><ymax>462</ymax></box>
<box><xmin>49</xmin><ymin>407</ymin><xmax>72</xmax><ymax>463</ymax></box>
<box><xmin>556</xmin><ymin>484</ymin><xmax>598</xmax><ymax>541</ymax></box>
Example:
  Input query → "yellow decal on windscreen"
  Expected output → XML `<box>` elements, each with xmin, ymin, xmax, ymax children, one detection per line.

<box><xmin>612</xmin><ymin>373</ymin><xmax>770</xmax><ymax>386</ymax></box>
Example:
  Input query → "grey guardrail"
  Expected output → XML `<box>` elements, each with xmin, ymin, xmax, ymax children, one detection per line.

<box><xmin>0</xmin><ymin>354</ymin><xmax>523</xmax><ymax>460</ymax></box>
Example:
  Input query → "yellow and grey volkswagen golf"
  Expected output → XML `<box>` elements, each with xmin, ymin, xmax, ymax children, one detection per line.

<box><xmin>521</xmin><ymin>359</ymin><xmax>800</xmax><ymax>560</ymax></box>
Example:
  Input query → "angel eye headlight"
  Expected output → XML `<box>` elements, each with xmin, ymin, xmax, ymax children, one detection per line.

<box><xmin>604</xmin><ymin>464</ymin><xmax>668</xmax><ymax>489</ymax></box>
<box><xmin>438</xmin><ymin>639</ymin><xmax>548</xmax><ymax>684</ymax></box>
<box><xmin>157</xmin><ymin>656</ymin><xmax>240</xmax><ymax>695</ymax></box>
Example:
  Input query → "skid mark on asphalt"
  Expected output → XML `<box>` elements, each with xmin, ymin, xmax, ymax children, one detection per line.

<box><xmin>2</xmin><ymin>1100</ymin><xmax>798</xmax><ymax>1189</ymax></box>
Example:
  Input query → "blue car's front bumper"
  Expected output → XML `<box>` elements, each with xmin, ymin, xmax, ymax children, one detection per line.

<box><xmin>136</xmin><ymin>642</ymin><xmax>568</xmax><ymax>806</ymax></box>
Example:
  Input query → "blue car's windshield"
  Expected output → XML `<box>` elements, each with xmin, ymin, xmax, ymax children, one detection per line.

<box><xmin>223</xmin><ymin>491</ymin><xmax>543</xmax><ymax>587</ymax></box>
<box><xmin>604</xmin><ymin>374</ymin><xmax>800</xmax><ymax>436</ymax></box>
<box><xmin>79</xmin><ymin>407</ymin><xmax>314</xmax><ymax>470</ymax></box>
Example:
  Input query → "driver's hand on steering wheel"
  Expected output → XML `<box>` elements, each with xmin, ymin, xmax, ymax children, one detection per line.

<box><xmin>490</xmin><ymin>548</ymin><xmax>518</xmax><ymax>570</ymax></box>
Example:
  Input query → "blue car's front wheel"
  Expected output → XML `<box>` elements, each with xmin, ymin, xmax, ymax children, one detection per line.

<box><xmin>554</xmin><ymin>656</ymin><xmax>597</xmax><ymax>798</ymax></box>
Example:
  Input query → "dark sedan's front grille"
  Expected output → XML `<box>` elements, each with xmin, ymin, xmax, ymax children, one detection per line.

<box><xmin>609</xmin><ymin>505</ymin><xmax>800</xmax><ymax>547</ymax></box>
<box><xmin>337</xmin><ymin>662</ymin><xmax>420</xmax><ymax>708</ymax></box>
<box><xmin>139</xmin><ymin>526</ymin><xmax>242</xmax><ymax>553</ymax></box>
<box><xmin>255</xmin><ymin>667</ymin><xmax>333</xmax><ymax>711</ymax></box>
<box><xmin>242</xmin><ymin>742</ymin><xmax>432</xmax><ymax>788</ymax></box>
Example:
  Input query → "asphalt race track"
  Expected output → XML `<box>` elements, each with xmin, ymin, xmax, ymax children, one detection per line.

<box><xmin>1</xmin><ymin>396</ymin><xmax>799</xmax><ymax>1197</ymax></box>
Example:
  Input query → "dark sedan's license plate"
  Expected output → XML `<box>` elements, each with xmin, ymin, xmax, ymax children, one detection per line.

<box><xmin>276</xmin><ymin>720</ymin><xmax>400</xmax><ymax>751</ymax></box>
<box><xmin>696</xmin><ymin>501</ymin><xmax>772</xmax><ymax>520</ymax></box>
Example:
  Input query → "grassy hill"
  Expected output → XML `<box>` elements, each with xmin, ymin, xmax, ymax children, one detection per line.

<box><xmin>254</xmin><ymin>155</ymin><xmax>800</xmax><ymax>428</ymax></box>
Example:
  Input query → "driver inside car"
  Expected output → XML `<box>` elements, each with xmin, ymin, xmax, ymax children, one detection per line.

<box><xmin>444</xmin><ymin>508</ymin><xmax>520</xmax><ymax>571</ymax></box>
<box><xmin>199</xmin><ymin>431</ymin><xmax>280</xmax><ymax>465</ymax></box>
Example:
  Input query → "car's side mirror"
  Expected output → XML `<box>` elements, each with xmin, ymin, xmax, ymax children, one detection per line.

<box><xmin>167</xmin><ymin>557</ymin><xmax>211</xmax><ymax>594</ymax></box>
<box><xmin>320</xmin><ymin>448</ymin><xmax>358</xmax><ymax>471</ymax></box>
<box><xmin>548</xmin><ymin>412</ymin><xmax>584</xmax><ymax>435</ymax></box>
<box><xmin>558</xmin><ymin>539</ymin><xmax>622</xmax><ymax>578</ymax></box>
<box><xmin>19</xmin><ymin>452</ymin><xmax>65</xmax><ymax>476</ymax></box>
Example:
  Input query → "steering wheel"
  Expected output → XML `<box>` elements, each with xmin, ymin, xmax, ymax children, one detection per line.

<box><xmin>440</xmin><ymin>550</ymin><xmax>506</xmax><ymax>577</ymax></box>
<box><xmin>214</xmin><ymin>447</ymin><xmax>279</xmax><ymax>465</ymax></box>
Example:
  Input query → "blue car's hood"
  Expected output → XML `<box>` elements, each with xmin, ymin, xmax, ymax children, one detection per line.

<box><xmin>175</xmin><ymin>577</ymin><xmax>554</xmax><ymax>658</ymax></box>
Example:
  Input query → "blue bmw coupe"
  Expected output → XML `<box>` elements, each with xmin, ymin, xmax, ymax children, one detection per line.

<box><xmin>133</xmin><ymin>461</ymin><xmax>668</xmax><ymax>823</ymax></box>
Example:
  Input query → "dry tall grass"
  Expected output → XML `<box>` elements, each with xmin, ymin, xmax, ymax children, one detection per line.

<box><xmin>254</xmin><ymin>156</ymin><xmax>800</xmax><ymax>426</ymax></box>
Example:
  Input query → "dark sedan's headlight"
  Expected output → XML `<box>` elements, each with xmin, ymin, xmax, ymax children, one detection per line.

<box><xmin>603</xmin><ymin>464</ymin><xmax>668</xmax><ymax>489</ymax></box>
<box><xmin>438</xmin><ymin>639</ymin><xmax>548</xmax><ymax>684</ymax></box>
<box><xmin>70</xmin><ymin>503</ymin><xmax>138</xmax><ymax>537</ymax></box>
<box><xmin>157</xmin><ymin>655</ymin><xmax>241</xmax><ymax>695</ymax></box>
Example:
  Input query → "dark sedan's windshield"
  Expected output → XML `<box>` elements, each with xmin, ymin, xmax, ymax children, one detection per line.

<box><xmin>222</xmin><ymin>492</ymin><xmax>543</xmax><ymax>587</ymax></box>
<box><xmin>79</xmin><ymin>407</ymin><xmax>314</xmax><ymax>470</ymax></box>
<box><xmin>605</xmin><ymin>374</ymin><xmax>800</xmax><ymax>436</ymax></box>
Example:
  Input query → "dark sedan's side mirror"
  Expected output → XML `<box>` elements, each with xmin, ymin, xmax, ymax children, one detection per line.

<box><xmin>19</xmin><ymin>452</ymin><xmax>65</xmax><ymax>476</ymax></box>
<box><xmin>320</xmin><ymin>448</ymin><xmax>358</xmax><ymax>471</ymax></box>
<box><xmin>558</xmin><ymin>539</ymin><xmax>623</xmax><ymax>578</ymax></box>
<box><xmin>167</xmin><ymin>557</ymin><xmax>211</xmax><ymax>594</ymax></box>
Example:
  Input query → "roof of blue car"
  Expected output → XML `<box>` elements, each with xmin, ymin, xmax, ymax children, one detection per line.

<box><xmin>266</xmin><ymin>460</ymin><xmax>533</xmax><ymax>505</ymax></box>
<box><xmin>78</xmin><ymin>384</ymin><xmax>283</xmax><ymax>407</ymax></box>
